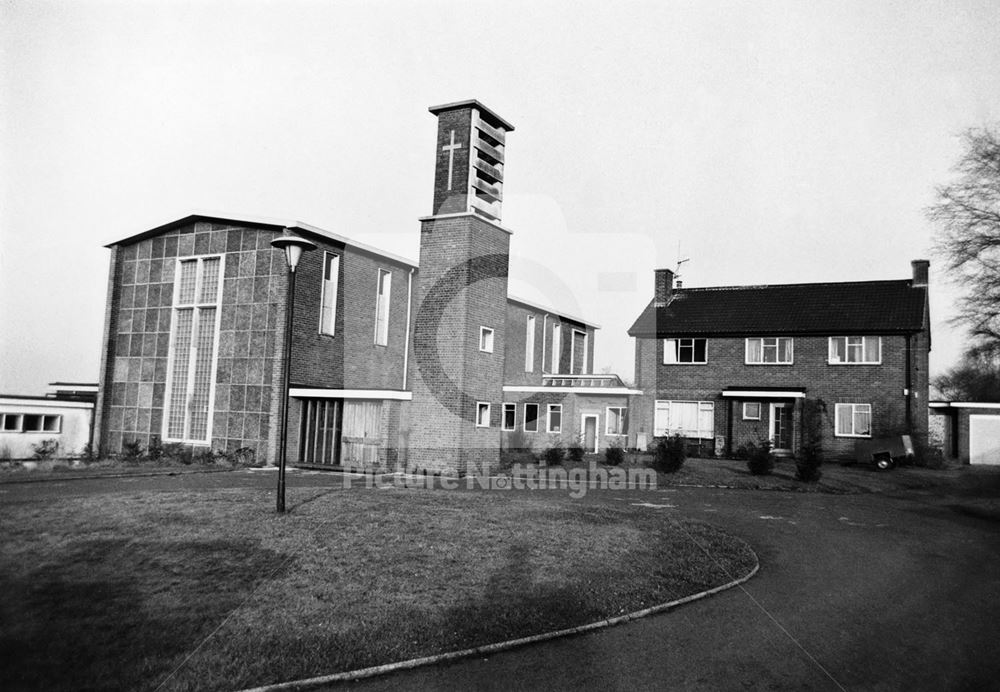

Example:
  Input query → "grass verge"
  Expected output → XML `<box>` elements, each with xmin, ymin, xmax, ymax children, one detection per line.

<box><xmin>0</xmin><ymin>486</ymin><xmax>754</xmax><ymax>691</ymax></box>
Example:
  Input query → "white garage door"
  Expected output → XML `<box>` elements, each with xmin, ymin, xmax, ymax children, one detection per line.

<box><xmin>969</xmin><ymin>415</ymin><xmax>1000</xmax><ymax>465</ymax></box>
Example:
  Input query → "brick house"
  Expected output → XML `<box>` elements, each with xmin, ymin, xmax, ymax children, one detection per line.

<box><xmin>94</xmin><ymin>99</ymin><xmax>637</xmax><ymax>474</ymax></box>
<box><xmin>627</xmin><ymin>263</ymin><xmax>931</xmax><ymax>460</ymax></box>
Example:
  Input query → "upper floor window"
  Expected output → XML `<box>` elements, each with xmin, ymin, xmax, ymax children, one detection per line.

<box><xmin>525</xmin><ymin>315</ymin><xmax>536</xmax><ymax>372</ymax></box>
<box><xmin>320</xmin><ymin>253</ymin><xmax>340</xmax><ymax>336</ymax></box>
<box><xmin>374</xmin><ymin>269</ymin><xmax>391</xmax><ymax>346</ymax></box>
<box><xmin>480</xmin><ymin>327</ymin><xmax>494</xmax><ymax>353</ymax></box>
<box><xmin>663</xmin><ymin>338</ymin><xmax>707</xmax><ymax>364</ymax></box>
<box><xmin>829</xmin><ymin>336</ymin><xmax>881</xmax><ymax>364</ymax></box>
<box><xmin>570</xmin><ymin>329</ymin><xmax>588</xmax><ymax>374</ymax></box>
<box><xmin>551</xmin><ymin>323</ymin><xmax>562</xmax><ymax>374</ymax></box>
<box><xmin>746</xmin><ymin>337</ymin><xmax>793</xmax><ymax>364</ymax></box>
<box><xmin>835</xmin><ymin>403</ymin><xmax>872</xmax><ymax>437</ymax></box>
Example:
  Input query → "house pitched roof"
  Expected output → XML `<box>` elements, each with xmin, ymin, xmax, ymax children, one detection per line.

<box><xmin>628</xmin><ymin>279</ymin><xmax>928</xmax><ymax>337</ymax></box>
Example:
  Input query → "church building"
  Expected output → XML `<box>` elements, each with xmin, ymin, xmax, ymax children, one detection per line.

<box><xmin>93</xmin><ymin>99</ymin><xmax>639</xmax><ymax>474</ymax></box>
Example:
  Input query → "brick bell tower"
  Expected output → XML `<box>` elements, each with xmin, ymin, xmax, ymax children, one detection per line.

<box><xmin>408</xmin><ymin>100</ymin><xmax>515</xmax><ymax>476</ymax></box>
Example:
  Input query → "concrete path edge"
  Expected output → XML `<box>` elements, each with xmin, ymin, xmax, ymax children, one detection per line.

<box><xmin>237</xmin><ymin>545</ymin><xmax>760</xmax><ymax>692</ymax></box>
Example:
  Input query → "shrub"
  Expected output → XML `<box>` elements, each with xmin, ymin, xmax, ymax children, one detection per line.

<box><xmin>652</xmin><ymin>435</ymin><xmax>685</xmax><ymax>473</ymax></box>
<box><xmin>746</xmin><ymin>439</ymin><xmax>775</xmax><ymax>476</ymax></box>
<box><xmin>567</xmin><ymin>442</ymin><xmax>585</xmax><ymax>462</ymax></box>
<box><xmin>605</xmin><ymin>445</ymin><xmax>625</xmax><ymax>466</ymax></box>
<box><xmin>541</xmin><ymin>444</ymin><xmax>565</xmax><ymax>466</ymax></box>
<box><xmin>194</xmin><ymin>448</ymin><xmax>217</xmax><ymax>465</ymax></box>
<box><xmin>121</xmin><ymin>439</ymin><xmax>144</xmax><ymax>463</ymax></box>
<box><xmin>795</xmin><ymin>443</ymin><xmax>823</xmax><ymax>482</ymax></box>
<box><xmin>231</xmin><ymin>446</ymin><xmax>259</xmax><ymax>467</ymax></box>
<box><xmin>32</xmin><ymin>439</ymin><xmax>59</xmax><ymax>461</ymax></box>
<box><xmin>162</xmin><ymin>443</ymin><xmax>193</xmax><ymax>465</ymax></box>
<box><xmin>77</xmin><ymin>443</ymin><xmax>98</xmax><ymax>463</ymax></box>
<box><xmin>146</xmin><ymin>436</ymin><xmax>163</xmax><ymax>462</ymax></box>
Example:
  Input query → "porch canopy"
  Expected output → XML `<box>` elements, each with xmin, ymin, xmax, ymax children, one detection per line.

<box><xmin>721</xmin><ymin>387</ymin><xmax>806</xmax><ymax>399</ymax></box>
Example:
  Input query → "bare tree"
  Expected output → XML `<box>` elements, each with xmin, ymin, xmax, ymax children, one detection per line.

<box><xmin>932</xmin><ymin>351</ymin><xmax>1000</xmax><ymax>402</ymax></box>
<box><xmin>929</xmin><ymin>125</ymin><xmax>1000</xmax><ymax>355</ymax></box>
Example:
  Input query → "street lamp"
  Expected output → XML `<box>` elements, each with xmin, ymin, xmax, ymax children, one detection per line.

<box><xmin>271</xmin><ymin>229</ymin><xmax>316</xmax><ymax>513</ymax></box>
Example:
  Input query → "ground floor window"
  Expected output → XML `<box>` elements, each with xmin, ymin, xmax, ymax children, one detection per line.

<box><xmin>524</xmin><ymin>403</ymin><xmax>539</xmax><ymax>432</ymax></box>
<box><xmin>742</xmin><ymin>402</ymin><xmax>761</xmax><ymax>420</ymax></box>
<box><xmin>476</xmin><ymin>402</ymin><xmax>491</xmax><ymax>427</ymax></box>
<box><xmin>655</xmin><ymin>400</ymin><xmax>714</xmax><ymax>439</ymax></box>
<box><xmin>606</xmin><ymin>407</ymin><xmax>628</xmax><ymax>435</ymax></box>
<box><xmin>547</xmin><ymin>404</ymin><xmax>562</xmax><ymax>433</ymax></box>
<box><xmin>502</xmin><ymin>403</ymin><xmax>516</xmax><ymax>431</ymax></box>
<box><xmin>0</xmin><ymin>413</ymin><xmax>61</xmax><ymax>433</ymax></box>
<box><xmin>835</xmin><ymin>403</ymin><xmax>871</xmax><ymax>437</ymax></box>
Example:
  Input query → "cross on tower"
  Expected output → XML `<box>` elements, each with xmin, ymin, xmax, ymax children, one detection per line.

<box><xmin>441</xmin><ymin>130</ymin><xmax>463</xmax><ymax>190</ymax></box>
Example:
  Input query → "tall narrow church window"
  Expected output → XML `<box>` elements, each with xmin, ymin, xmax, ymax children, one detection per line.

<box><xmin>164</xmin><ymin>255</ymin><xmax>223</xmax><ymax>443</ymax></box>
<box><xmin>320</xmin><ymin>253</ymin><xmax>340</xmax><ymax>336</ymax></box>
<box><xmin>570</xmin><ymin>329</ymin><xmax>588</xmax><ymax>374</ymax></box>
<box><xmin>374</xmin><ymin>269</ymin><xmax>392</xmax><ymax>346</ymax></box>
<box><xmin>525</xmin><ymin>315</ymin><xmax>536</xmax><ymax>372</ymax></box>
<box><xmin>550</xmin><ymin>323</ymin><xmax>561</xmax><ymax>374</ymax></box>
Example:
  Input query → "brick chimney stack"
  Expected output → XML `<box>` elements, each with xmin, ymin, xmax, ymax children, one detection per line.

<box><xmin>911</xmin><ymin>259</ymin><xmax>930</xmax><ymax>288</ymax></box>
<box><xmin>654</xmin><ymin>268</ymin><xmax>674</xmax><ymax>305</ymax></box>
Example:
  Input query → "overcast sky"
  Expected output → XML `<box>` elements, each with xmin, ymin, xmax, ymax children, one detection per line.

<box><xmin>2</xmin><ymin>0</ymin><xmax>999</xmax><ymax>394</ymax></box>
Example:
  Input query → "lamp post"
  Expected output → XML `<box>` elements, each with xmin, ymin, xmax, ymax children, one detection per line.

<box><xmin>271</xmin><ymin>229</ymin><xmax>316</xmax><ymax>513</ymax></box>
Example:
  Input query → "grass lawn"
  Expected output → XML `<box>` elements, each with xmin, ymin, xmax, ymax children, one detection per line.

<box><xmin>529</xmin><ymin>453</ymin><xmax>966</xmax><ymax>494</ymax></box>
<box><xmin>0</xmin><ymin>485</ymin><xmax>755</xmax><ymax>691</ymax></box>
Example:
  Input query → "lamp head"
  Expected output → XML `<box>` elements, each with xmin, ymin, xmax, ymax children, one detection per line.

<box><xmin>270</xmin><ymin>229</ymin><xmax>317</xmax><ymax>271</ymax></box>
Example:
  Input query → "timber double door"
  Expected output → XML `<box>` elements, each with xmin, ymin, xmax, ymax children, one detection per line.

<box><xmin>299</xmin><ymin>399</ymin><xmax>383</xmax><ymax>467</ymax></box>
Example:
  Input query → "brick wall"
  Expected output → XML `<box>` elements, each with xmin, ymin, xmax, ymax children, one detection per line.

<box><xmin>408</xmin><ymin>214</ymin><xmax>509</xmax><ymax>475</ymax></box>
<box><xmin>633</xmin><ymin>333</ymin><xmax>930</xmax><ymax>460</ymax></box>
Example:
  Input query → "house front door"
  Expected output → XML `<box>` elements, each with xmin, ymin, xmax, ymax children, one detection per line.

<box><xmin>582</xmin><ymin>414</ymin><xmax>598</xmax><ymax>453</ymax></box>
<box><xmin>770</xmin><ymin>402</ymin><xmax>792</xmax><ymax>452</ymax></box>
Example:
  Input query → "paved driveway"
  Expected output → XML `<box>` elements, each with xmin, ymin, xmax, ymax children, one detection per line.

<box><xmin>4</xmin><ymin>470</ymin><xmax>998</xmax><ymax>690</ymax></box>
<box><xmin>338</xmin><ymin>484</ymin><xmax>1000</xmax><ymax>691</ymax></box>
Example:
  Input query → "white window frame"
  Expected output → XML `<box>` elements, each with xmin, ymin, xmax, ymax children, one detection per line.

<box><xmin>319</xmin><ymin>252</ymin><xmax>340</xmax><ymax>336</ymax></box>
<box><xmin>374</xmin><ymin>269</ymin><xmax>392</xmax><ymax>346</ymax></box>
<box><xmin>654</xmin><ymin>400</ymin><xmax>715</xmax><ymax>439</ymax></box>
<box><xmin>745</xmin><ymin>337</ymin><xmax>794</xmax><ymax>365</ymax></box>
<box><xmin>550</xmin><ymin>323</ymin><xmax>562</xmax><ymax>374</ymax></box>
<box><xmin>743</xmin><ymin>402</ymin><xmax>761</xmax><ymax>421</ymax></box>
<box><xmin>523</xmin><ymin>403</ymin><xmax>539</xmax><ymax>432</ymax></box>
<box><xmin>663</xmin><ymin>338</ymin><xmax>708</xmax><ymax>365</ymax></box>
<box><xmin>479</xmin><ymin>326</ymin><xmax>495</xmax><ymax>353</ymax></box>
<box><xmin>547</xmin><ymin>404</ymin><xmax>562</xmax><ymax>433</ymax></box>
<box><xmin>570</xmin><ymin>328</ymin><xmax>589</xmax><ymax>374</ymax></box>
<box><xmin>502</xmin><ymin>402</ymin><xmax>516</xmax><ymax>431</ymax></box>
<box><xmin>4</xmin><ymin>413</ymin><xmax>62</xmax><ymax>434</ymax></box>
<box><xmin>834</xmin><ymin>403</ymin><xmax>873</xmax><ymax>438</ymax></box>
<box><xmin>162</xmin><ymin>254</ymin><xmax>224</xmax><ymax>444</ymax></box>
<box><xmin>828</xmin><ymin>336</ymin><xmax>882</xmax><ymax>365</ymax></box>
<box><xmin>525</xmin><ymin>315</ymin><xmax>536</xmax><ymax>372</ymax></box>
<box><xmin>476</xmin><ymin>402</ymin><xmax>491</xmax><ymax>428</ymax></box>
<box><xmin>606</xmin><ymin>406</ymin><xmax>628</xmax><ymax>436</ymax></box>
